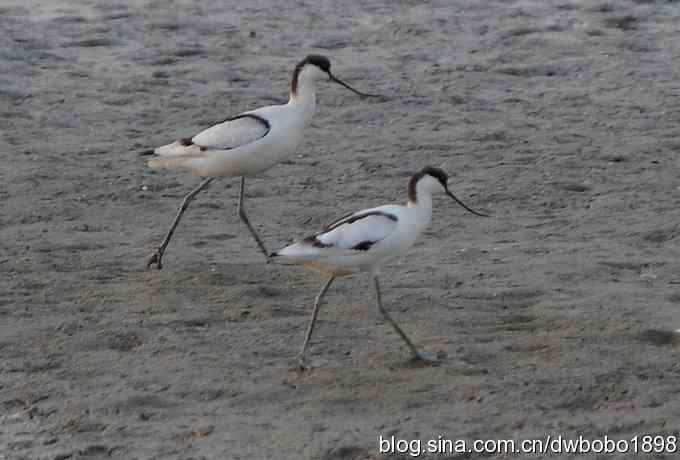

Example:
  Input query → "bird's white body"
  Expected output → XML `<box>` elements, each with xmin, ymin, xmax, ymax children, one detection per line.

<box><xmin>143</xmin><ymin>55</ymin><xmax>380</xmax><ymax>269</ymax></box>
<box><xmin>148</xmin><ymin>67</ymin><xmax>321</xmax><ymax>177</ymax></box>
<box><xmin>275</xmin><ymin>178</ymin><xmax>439</xmax><ymax>275</ymax></box>
<box><xmin>275</xmin><ymin>167</ymin><xmax>487</xmax><ymax>367</ymax></box>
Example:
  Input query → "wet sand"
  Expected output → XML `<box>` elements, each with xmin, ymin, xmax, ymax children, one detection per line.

<box><xmin>2</xmin><ymin>0</ymin><xmax>680</xmax><ymax>458</ymax></box>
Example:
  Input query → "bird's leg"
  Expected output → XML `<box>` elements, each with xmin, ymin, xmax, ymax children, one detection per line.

<box><xmin>146</xmin><ymin>178</ymin><xmax>214</xmax><ymax>270</ymax></box>
<box><xmin>373</xmin><ymin>276</ymin><xmax>435</xmax><ymax>364</ymax></box>
<box><xmin>298</xmin><ymin>276</ymin><xmax>335</xmax><ymax>371</ymax></box>
<box><xmin>237</xmin><ymin>177</ymin><xmax>271</xmax><ymax>263</ymax></box>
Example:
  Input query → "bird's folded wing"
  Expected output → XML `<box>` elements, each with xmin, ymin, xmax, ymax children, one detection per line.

<box><xmin>191</xmin><ymin>114</ymin><xmax>270</xmax><ymax>150</ymax></box>
<box><xmin>315</xmin><ymin>211</ymin><xmax>398</xmax><ymax>251</ymax></box>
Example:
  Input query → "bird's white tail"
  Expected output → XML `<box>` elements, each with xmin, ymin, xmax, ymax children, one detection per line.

<box><xmin>148</xmin><ymin>155</ymin><xmax>194</xmax><ymax>172</ymax></box>
<box><xmin>148</xmin><ymin>140</ymin><xmax>205</xmax><ymax>172</ymax></box>
<box><xmin>272</xmin><ymin>242</ymin><xmax>321</xmax><ymax>260</ymax></box>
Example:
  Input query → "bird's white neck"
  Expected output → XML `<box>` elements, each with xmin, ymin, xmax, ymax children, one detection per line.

<box><xmin>288</xmin><ymin>76</ymin><xmax>317</xmax><ymax>125</ymax></box>
<box><xmin>407</xmin><ymin>183</ymin><xmax>434</xmax><ymax>223</ymax></box>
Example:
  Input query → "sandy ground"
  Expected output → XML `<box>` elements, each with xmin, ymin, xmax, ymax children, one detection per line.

<box><xmin>2</xmin><ymin>0</ymin><xmax>680</xmax><ymax>458</ymax></box>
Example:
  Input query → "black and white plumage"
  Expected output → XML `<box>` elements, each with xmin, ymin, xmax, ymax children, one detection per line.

<box><xmin>303</xmin><ymin>210</ymin><xmax>398</xmax><ymax>252</ymax></box>
<box><xmin>143</xmin><ymin>54</ymin><xmax>381</xmax><ymax>269</ymax></box>
<box><xmin>272</xmin><ymin>166</ymin><xmax>489</xmax><ymax>369</ymax></box>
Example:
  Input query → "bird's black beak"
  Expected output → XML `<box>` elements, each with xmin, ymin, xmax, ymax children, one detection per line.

<box><xmin>328</xmin><ymin>72</ymin><xmax>382</xmax><ymax>98</ymax></box>
<box><xmin>446</xmin><ymin>188</ymin><xmax>490</xmax><ymax>217</ymax></box>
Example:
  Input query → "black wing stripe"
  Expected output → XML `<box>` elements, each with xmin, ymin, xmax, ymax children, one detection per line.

<box><xmin>303</xmin><ymin>235</ymin><xmax>382</xmax><ymax>252</ymax></box>
<box><xmin>322</xmin><ymin>211</ymin><xmax>354</xmax><ymax>231</ymax></box>
<box><xmin>302</xmin><ymin>234</ymin><xmax>331</xmax><ymax>248</ymax></box>
<box><xmin>194</xmin><ymin>113</ymin><xmax>271</xmax><ymax>150</ymax></box>
<box><xmin>324</xmin><ymin>210</ymin><xmax>398</xmax><ymax>232</ymax></box>
<box><xmin>302</xmin><ymin>211</ymin><xmax>398</xmax><ymax>251</ymax></box>
<box><xmin>352</xmin><ymin>241</ymin><xmax>375</xmax><ymax>251</ymax></box>
<box><xmin>215</xmin><ymin>113</ymin><xmax>271</xmax><ymax>130</ymax></box>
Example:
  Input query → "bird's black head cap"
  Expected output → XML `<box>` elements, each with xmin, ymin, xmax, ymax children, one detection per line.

<box><xmin>302</xmin><ymin>54</ymin><xmax>331</xmax><ymax>72</ymax></box>
<box><xmin>421</xmin><ymin>166</ymin><xmax>449</xmax><ymax>188</ymax></box>
<box><xmin>408</xmin><ymin>166</ymin><xmax>449</xmax><ymax>202</ymax></box>
<box><xmin>291</xmin><ymin>55</ymin><xmax>331</xmax><ymax>95</ymax></box>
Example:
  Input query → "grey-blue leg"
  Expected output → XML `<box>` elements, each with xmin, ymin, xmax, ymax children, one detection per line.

<box><xmin>237</xmin><ymin>177</ymin><xmax>271</xmax><ymax>263</ymax></box>
<box><xmin>298</xmin><ymin>276</ymin><xmax>335</xmax><ymax>370</ymax></box>
<box><xmin>146</xmin><ymin>177</ymin><xmax>214</xmax><ymax>269</ymax></box>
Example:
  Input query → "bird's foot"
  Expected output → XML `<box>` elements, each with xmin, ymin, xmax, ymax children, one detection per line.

<box><xmin>145</xmin><ymin>249</ymin><xmax>164</xmax><ymax>270</ymax></box>
<box><xmin>410</xmin><ymin>351</ymin><xmax>440</xmax><ymax>367</ymax></box>
<box><xmin>294</xmin><ymin>354</ymin><xmax>310</xmax><ymax>373</ymax></box>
